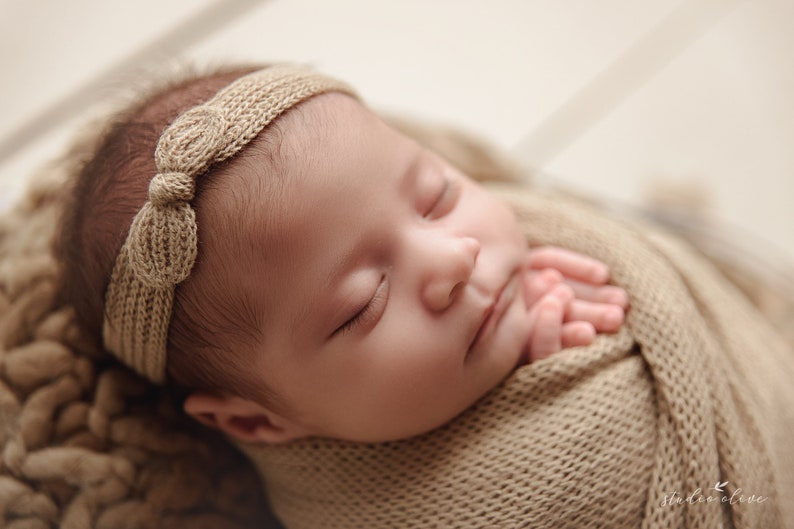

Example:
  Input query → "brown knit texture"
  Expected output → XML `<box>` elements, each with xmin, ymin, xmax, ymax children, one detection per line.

<box><xmin>0</xmin><ymin>155</ymin><xmax>284</xmax><ymax>527</ymax></box>
<box><xmin>103</xmin><ymin>65</ymin><xmax>355</xmax><ymax>384</ymax></box>
<box><xmin>239</xmin><ymin>186</ymin><xmax>794</xmax><ymax>529</ymax></box>
<box><xmin>2</xmin><ymin>113</ymin><xmax>793</xmax><ymax>528</ymax></box>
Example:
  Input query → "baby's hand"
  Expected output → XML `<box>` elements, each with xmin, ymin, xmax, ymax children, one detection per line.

<box><xmin>522</xmin><ymin>246</ymin><xmax>629</xmax><ymax>362</ymax></box>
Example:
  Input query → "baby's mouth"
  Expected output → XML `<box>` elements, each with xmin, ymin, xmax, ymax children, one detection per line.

<box><xmin>466</xmin><ymin>274</ymin><xmax>519</xmax><ymax>357</ymax></box>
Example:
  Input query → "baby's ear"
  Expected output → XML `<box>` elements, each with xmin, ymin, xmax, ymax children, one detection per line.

<box><xmin>183</xmin><ymin>392</ymin><xmax>309</xmax><ymax>444</ymax></box>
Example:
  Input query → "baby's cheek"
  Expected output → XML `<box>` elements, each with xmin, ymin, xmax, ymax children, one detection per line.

<box><xmin>490</xmin><ymin>208</ymin><xmax>528</xmax><ymax>261</ymax></box>
<box><xmin>504</xmin><ymin>209</ymin><xmax>528</xmax><ymax>248</ymax></box>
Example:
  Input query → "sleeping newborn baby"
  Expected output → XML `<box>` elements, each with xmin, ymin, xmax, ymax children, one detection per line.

<box><xmin>60</xmin><ymin>64</ymin><xmax>626</xmax><ymax>443</ymax></box>
<box><xmin>60</xmin><ymin>65</ymin><xmax>794</xmax><ymax>529</ymax></box>
<box><xmin>172</xmin><ymin>80</ymin><xmax>630</xmax><ymax>443</ymax></box>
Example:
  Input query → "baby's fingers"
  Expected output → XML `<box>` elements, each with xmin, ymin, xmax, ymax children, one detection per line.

<box><xmin>528</xmin><ymin>295</ymin><xmax>564</xmax><ymax>362</ymax></box>
<box><xmin>567</xmin><ymin>299</ymin><xmax>625</xmax><ymax>332</ymax></box>
<box><xmin>528</xmin><ymin>246</ymin><xmax>610</xmax><ymax>285</ymax></box>
<box><xmin>523</xmin><ymin>268</ymin><xmax>564</xmax><ymax>308</ymax></box>
<box><xmin>561</xmin><ymin>322</ymin><xmax>596</xmax><ymax>348</ymax></box>
<box><xmin>566</xmin><ymin>279</ymin><xmax>629</xmax><ymax>308</ymax></box>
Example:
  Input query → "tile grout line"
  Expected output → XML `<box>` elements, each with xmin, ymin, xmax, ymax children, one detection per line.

<box><xmin>0</xmin><ymin>0</ymin><xmax>267</xmax><ymax>165</ymax></box>
<box><xmin>512</xmin><ymin>0</ymin><xmax>742</xmax><ymax>172</ymax></box>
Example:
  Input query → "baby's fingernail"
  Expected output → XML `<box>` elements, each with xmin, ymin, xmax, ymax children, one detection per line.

<box><xmin>576</xmin><ymin>323</ymin><xmax>596</xmax><ymax>342</ymax></box>
<box><xmin>541</xmin><ymin>268</ymin><xmax>564</xmax><ymax>284</ymax></box>
<box><xmin>552</xmin><ymin>283</ymin><xmax>574</xmax><ymax>302</ymax></box>
<box><xmin>540</xmin><ymin>294</ymin><xmax>563</xmax><ymax>310</ymax></box>
<box><xmin>602</xmin><ymin>286</ymin><xmax>629</xmax><ymax>308</ymax></box>
<box><xmin>602</xmin><ymin>306</ymin><xmax>625</xmax><ymax>331</ymax></box>
<box><xmin>592</xmin><ymin>263</ymin><xmax>610</xmax><ymax>283</ymax></box>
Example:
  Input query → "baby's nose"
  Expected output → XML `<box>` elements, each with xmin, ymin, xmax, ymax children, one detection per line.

<box><xmin>421</xmin><ymin>236</ymin><xmax>480</xmax><ymax>312</ymax></box>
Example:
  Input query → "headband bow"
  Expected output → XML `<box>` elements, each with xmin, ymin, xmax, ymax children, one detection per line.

<box><xmin>103</xmin><ymin>65</ymin><xmax>355</xmax><ymax>383</ymax></box>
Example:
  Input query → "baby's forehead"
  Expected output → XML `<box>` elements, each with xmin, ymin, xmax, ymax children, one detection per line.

<box><xmin>192</xmin><ymin>90</ymin><xmax>412</xmax><ymax>348</ymax></box>
<box><xmin>231</xmin><ymin>92</ymin><xmax>361</xmax><ymax>178</ymax></box>
<box><xmin>220</xmin><ymin>91</ymin><xmax>370</xmax><ymax>199</ymax></box>
<box><xmin>271</xmin><ymin>91</ymin><xmax>367</xmax><ymax>152</ymax></box>
<box><xmin>192</xmin><ymin>99</ymin><xmax>333</xmax><ymax>269</ymax></box>
<box><xmin>198</xmin><ymin>91</ymin><xmax>379</xmax><ymax>267</ymax></box>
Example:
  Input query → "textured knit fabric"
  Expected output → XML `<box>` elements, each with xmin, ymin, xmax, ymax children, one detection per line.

<box><xmin>0</xmin><ymin>160</ymin><xmax>277</xmax><ymax>528</ymax></box>
<box><xmin>103</xmin><ymin>65</ymin><xmax>355</xmax><ymax>383</ymax></box>
<box><xmin>239</xmin><ymin>185</ymin><xmax>794</xmax><ymax>529</ymax></box>
<box><xmin>2</xmin><ymin>113</ymin><xmax>793</xmax><ymax>528</ymax></box>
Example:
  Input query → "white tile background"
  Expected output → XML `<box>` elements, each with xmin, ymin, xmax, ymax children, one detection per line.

<box><xmin>2</xmin><ymin>0</ymin><xmax>792</xmax><ymax>265</ymax></box>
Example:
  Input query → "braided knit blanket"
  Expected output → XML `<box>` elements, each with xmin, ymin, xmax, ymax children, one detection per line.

<box><xmin>0</xmin><ymin>160</ymin><xmax>278</xmax><ymax>528</ymax></box>
<box><xmin>239</xmin><ymin>185</ymin><xmax>794</xmax><ymax>529</ymax></box>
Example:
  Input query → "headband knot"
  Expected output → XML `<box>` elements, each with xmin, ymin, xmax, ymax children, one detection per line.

<box><xmin>155</xmin><ymin>106</ymin><xmax>226</xmax><ymax>175</ymax></box>
<box><xmin>148</xmin><ymin>172</ymin><xmax>195</xmax><ymax>205</ymax></box>
<box><xmin>126</xmin><ymin>200</ymin><xmax>198</xmax><ymax>287</ymax></box>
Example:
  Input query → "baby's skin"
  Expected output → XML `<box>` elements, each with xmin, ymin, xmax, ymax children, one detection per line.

<box><xmin>522</xmin><ymin>247</ymin><xmax>627</xmax><ymax>362</ymax></box>
<box><xmin>183</xmin><ymin>92</ymin><xmax>628</xmax><ymax>443</ymax></box>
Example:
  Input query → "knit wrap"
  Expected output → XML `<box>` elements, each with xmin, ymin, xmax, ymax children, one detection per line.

<box><xmin>102</xmin><ymin>65</ymin><xmax>355</xmax><ymax>384</ymax></box>
<box><xmin>238</xmin><ymin>185</ymin><xmax>794</xmax><ymax>529</ymax></box>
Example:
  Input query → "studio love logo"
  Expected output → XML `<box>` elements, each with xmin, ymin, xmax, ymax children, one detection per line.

<box><xmin>660</xmin><ymin>481</ymin><xmax>768</xmax><ymax>507</ymax></box>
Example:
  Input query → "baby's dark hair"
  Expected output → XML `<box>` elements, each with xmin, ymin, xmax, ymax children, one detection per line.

<box><xmin>57</xmin><ymin>65</ymin><xmax>286</xmax><ymax>410</ymax></box>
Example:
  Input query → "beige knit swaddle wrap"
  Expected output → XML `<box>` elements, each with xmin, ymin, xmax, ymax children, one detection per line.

<box><xmin>239</xmin><ymin>186</ymin><xmax>794</xmax><ymax>529</ymax></box>
<box><xmin>102</xmin><ymin>65</ymin><xmax>354</xmax><ymax>383</ymax></box>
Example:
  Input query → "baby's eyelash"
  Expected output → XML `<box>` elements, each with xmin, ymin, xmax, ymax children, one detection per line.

<box><xmin>424</xmin><ymin>179</ymin><xmax>449</xmax><ymax>217</ymax></box>
<box><xmin>335</xmin><ymin>277</ymin><xmax>388</xmax><ymax>336</ymax></box>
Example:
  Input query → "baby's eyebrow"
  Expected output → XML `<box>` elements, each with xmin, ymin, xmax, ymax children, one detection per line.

<box><xmin>322</xmin><ymin>237</ymin><xmax>359</xmax><ymax>289</ymax></box>
<box><xmin>289</xmin><ymin>245</ymin><xmax>359</xmax><ymax>339</ymax></box>
<box><xmin>324</xmin><ymin>149</ymin><xmax>422</xmax><ymax>288</ymax></box>
<box><xmin>317</xmin><ymin>242</ymin><xmax>369</xmax><ymax>337</ymax></box>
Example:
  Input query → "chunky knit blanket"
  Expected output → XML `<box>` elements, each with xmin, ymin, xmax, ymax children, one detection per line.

<box><xmin>0</xmin><ymin>156</ymin><xmax>278</xmax><ymax>528</ymax></box>
<box><xmin>1</xmin><ymin>121</ymin><xmax>792</xmax><ymax>529</ymax></box>
<box><xmin>239</xmin><ymin>185</ymin><xmax>794</xmax><ymax>529</ymax></box>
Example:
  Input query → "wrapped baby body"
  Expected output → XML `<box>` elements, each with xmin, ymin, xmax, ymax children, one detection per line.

<box><xmin>239</xmin><ymin>185</ymin><xmax>794</xmax><ymax>529</ymax></box>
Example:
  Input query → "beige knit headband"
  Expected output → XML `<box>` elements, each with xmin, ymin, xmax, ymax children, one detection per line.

<box><xmin>102</xmin><ymin>65</ymin><xmax>355</xmax><ymax>384</ymax></box>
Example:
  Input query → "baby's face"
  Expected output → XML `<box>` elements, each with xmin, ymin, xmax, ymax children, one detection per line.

<box><xmin>231</xmin><ymin>94</ymin><xmax>533</xmax><ymax>442</ymax></box>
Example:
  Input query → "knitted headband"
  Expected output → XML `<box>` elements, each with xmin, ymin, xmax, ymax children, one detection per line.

<box><xmin>102</xmin><ymin>65</ymin><xmax>355</xmax><ymax>384</ymax></box>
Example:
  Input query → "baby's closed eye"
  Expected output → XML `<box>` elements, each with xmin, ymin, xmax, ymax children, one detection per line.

<box><xmin>333</xmin><ymin>276</ymin><xmax>389</xmax><ymax>337</ymax></box>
